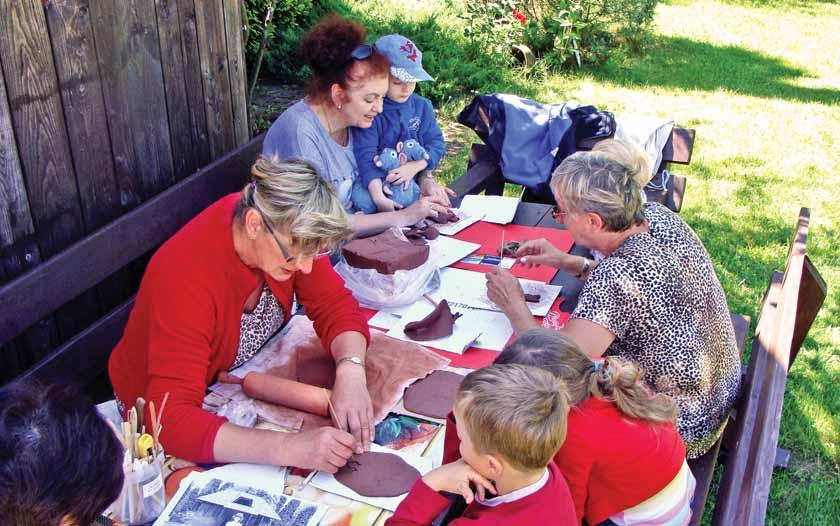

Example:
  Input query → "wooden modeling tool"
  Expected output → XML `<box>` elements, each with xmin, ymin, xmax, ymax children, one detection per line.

<box><xmin>500</xmin><ymin>230</ymin><xmax>505</xmax><ymax>258</ymax></box>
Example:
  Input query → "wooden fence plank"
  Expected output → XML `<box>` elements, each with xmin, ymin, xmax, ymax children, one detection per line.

<box><xmin>44</xmin><ymin>0</ymin><xmax>140</xmax><ymax>311</ymax></box>
<box><xmin>155</xmin><ymin>0</ymin><xmax>201</xmax><ymax>179</ymax></box>
<box><xmin>89</xmin><ymin>0</ymin><xmax>175</xmax><ymax>202</ymax></box>
<box><xmin>175</xmin><ymin>0</ymin><xmax>211</xmax><ymax>168</ymax></box>
<box><xmin>223</xmin><ymin>0</ymin><xmax>249</xmax><ymax>145</ymax></box>
<box><xmin>194</xmin><ymin>0</ymin><xmax>236</xmax><ymax>159</ymax></box>
<box><xmin>0</xmin><ymin>0</ymin><xmax>86</xmax><ymax>258</ymax></box>
<box><xmin>0</xmin><ymin>0</ymin><xmax>101</xmax><ymax>344</ymax></box>
<box><xmin>0</xmin><ymin>49</ymin><xmax>38</xmax><ymax>279</ymax></box>
<box><xmin>0</xmin><ymin>43</ymin><xmax>57</xmax><ymax>380</ymax></box>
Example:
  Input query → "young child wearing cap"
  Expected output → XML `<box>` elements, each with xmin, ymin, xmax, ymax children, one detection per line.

<box><xmin>352</xmin><ymin>34</ymin><xmax>446</xmax><ymax>214</ymax></box>
<box><xmin>385</xmin><ymin>364</ymin><xmax>577</xmax><ymax>526</ymax></box>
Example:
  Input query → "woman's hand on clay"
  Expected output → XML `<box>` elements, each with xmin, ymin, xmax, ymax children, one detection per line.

<box><xmin>404</xmin><ymin>196</ymin><xmax>449</xmax><ymax>224</ymax></box>
<box><xmin>486</xmin><ymin>267</ymin><xmax>536</xmax><ymax>333</ymax></box>
<box><xmin>422</xmin><ymin>460</ymin><xmax>497</xmax><ymax>504</ymax></box>
<box><xmin>282</xmin><ymin>426</ymin><xmax>356</xmax><ymax>473</ymax></box>
<box><xmin>331</xmin><ymin>364</ymin><xmax>374</xmax><ymax>453</ymax></box>
<box><xmin>515</xmin><ymin>238</ymin><xmax>565</xmax><ymax>268</ymax></box>
<box><xmin>419</xmin><ymin>176</ymin><xmax>456</xmax><ymax>207</ymax></box>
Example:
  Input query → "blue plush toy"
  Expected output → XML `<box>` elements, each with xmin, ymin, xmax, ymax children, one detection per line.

<box><xmin>400</xmin><ymin>139</ymin><xmax>430</xmax><ymax>162</ymax></box>
<box><xmin>374</xmin><ymin>147</ymin><xmax>402</xmax><ymax>172</ymax></box>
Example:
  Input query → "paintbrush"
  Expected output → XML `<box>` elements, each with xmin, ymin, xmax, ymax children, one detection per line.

<box><xmin>422</xmin><ymin>293</ymin><xmax>438</xmax><ymax>308</ymax></box>
<box><xmin>324</xmin><ymin>388</ymin><xmax>339</xmax><ymax>429</ymax></box>
<box><xmin>500</xmin><ymin>230</ymin><xmax>505</xmax><ymax>258</ymax></box>
<box><xmin>149</xmin><ymin>400</ymin><xmax>160</xmax><ymax>456</ymax></box>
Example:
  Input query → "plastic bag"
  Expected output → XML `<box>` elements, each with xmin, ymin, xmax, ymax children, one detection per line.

<box><xmin>335</xmin><ymin>229</ymin><xmax>440</xmax><ymax>309</ymax></box>
<box><xmin>110</xmin><ymin>450</ymin><xmax>166</xmax><ymax>525</ymax></box>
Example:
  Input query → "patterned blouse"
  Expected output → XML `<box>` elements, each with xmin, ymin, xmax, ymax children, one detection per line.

<box><xmin>232</xmin><ymin>284</ymin><xmax>285</xmax><ymax>370</ymax></box>
<box><xmin>572</xmin><ymin>203</ymin><xmax>741</xmax><ymax>458</ymax></box>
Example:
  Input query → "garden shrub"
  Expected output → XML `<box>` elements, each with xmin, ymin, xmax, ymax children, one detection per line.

<box><xmin>454</xmin><ymin>0</ymin><xmax>660</xmax><ymax>69</ymax></box>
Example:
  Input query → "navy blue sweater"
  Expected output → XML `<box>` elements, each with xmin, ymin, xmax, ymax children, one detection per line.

<box><xmin>352</xmin><ymin>93</ymin><xmax>446</xmax><ymax>187</ymax></box>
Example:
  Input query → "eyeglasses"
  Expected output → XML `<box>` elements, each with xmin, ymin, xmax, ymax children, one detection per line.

<box><xmin>350</xmin><ymin>43</ymin><xmax>374</xmax><ymax>61</ymax></box>
<box><xmin>551</xmin><ymin>205</ymin><xmax>569</xmax><ymax>223</ymax></box>
<box><xmin>253</xmin><ymin>206</ymin><xmax>328</xmax><ymax>263</ymax></box>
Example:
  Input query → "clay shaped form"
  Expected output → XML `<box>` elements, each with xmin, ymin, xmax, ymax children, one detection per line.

<box><xmin>342</xmin><ymin>229</ymin><xmax>429</xmax><ymax>274</ymax></box>
<box><xmin>403</xmin><ymin>370</ymin><xmax>465</xmax><ymax>419</ymax></box>
<box><xmin>334</xmin><ymin>451</ymin><xmax>421</xmax><ymax>497</ymax></box>
<box><xmin>501</xmin><ymin>240</ymin><xmax>521</xmax><ymax>257</ymax></box>
<box><xmin>404</xmin><ymin>300</ymin><xmax>462</xmax><ymax>341</ymax></box>
<box><xmin>404</xmin><ymin>224</ymin><xmax>440</xmax><ymax>241</ymax></box>
<box><xmin>430</xmin><ymin>209</ymin><xmax>459</xmax><ymax>224</ymax></box>
<box><xmin>524</xmin><ymin>293</ymin><xmax>541</xmax><ymax>303</ymax></box>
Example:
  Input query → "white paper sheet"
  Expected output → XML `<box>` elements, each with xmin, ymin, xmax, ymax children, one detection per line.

<box><xmin>427</xmin><ymin>235</ymin><xmax>481</xmax><ymax>269</ymax></box>
<box><xmin>459</xmin><ymin>195</ymin><xmax>519</xmax><ymax>224</ymax></box>
<box><xmin>386</xmin><ymin>301</ymin><xmax>483</xmax><ymax>355</ymax></box>
<box><xmin>367</xmin><ymin>305</ymin><xmax>412</xmax><ymax>330</ymax></box>
<box><xmin>436</xmin><ymin>209</ymin><xmax>483</xmax><ymax>236</ymax></box>
<box><xmin>309</xmin><ymin>444</ymin><xmax>434</xmax><ymax>512</ymax></box>
<box><xmin>430</xmin><ymin>267</ymin><xmax>562</xmax><ymax>317</ymax></box>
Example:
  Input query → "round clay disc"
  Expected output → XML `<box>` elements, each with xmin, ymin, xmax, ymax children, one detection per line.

<box><xmin>334</xmin><ymin>451</ymin><xmax>421</xmax><ymax>497</ymax></box>
<box><xmin>403</xmin><ymin>370</ymin><xmax>464</xmax><ymax>419</ymax></box>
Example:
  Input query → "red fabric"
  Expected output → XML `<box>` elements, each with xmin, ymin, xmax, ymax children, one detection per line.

<box><xmin>443</xmin><ymin>398</ymin><xmax>686</xmax><ymax>525</ymax></box>
<box><xmin>108</xmin><ymin>193</ymin><xmax>370</xmax><ymax>463</ymax></box>
<box><xmin>451</xmin><ymin>223</ymin><xmax>574</xmax><ymax>283</ymax></box>
<box><xmin>385</xmin><ymin>463</ymin><xmax>576</xmax><ymax>525</ymax></box>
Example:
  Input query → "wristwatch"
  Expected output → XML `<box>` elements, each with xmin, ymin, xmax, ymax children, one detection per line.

<box><xmin>336</xmin><ymin>356</ymin><xmax>365</xmax><ymax>368</ymax></box>
<box><xmin>576</xmin><ymin>258</ymin><xmax>591</xmax><ymax>278</ymax></box>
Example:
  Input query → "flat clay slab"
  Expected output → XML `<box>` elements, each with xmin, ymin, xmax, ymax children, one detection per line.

<box><xmin>334</xmin><ymin>451</ymin><xmax>421</xmax><ymax>497</ymax></box>
<box><xmin>403</xmin><ymin>370</ymin><xmax>464</xmax><ymax>419</ymax></box>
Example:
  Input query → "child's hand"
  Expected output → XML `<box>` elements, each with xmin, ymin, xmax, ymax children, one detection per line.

<box><xmin>373</xmin><ymin>193</ymin><xmax>401</xmax><ymax>212</ymax></box>
<box><xmin>422</xmin><ymin>459</ymin><xmax>497</xmax><ymax>504</ymax></box>
<box><xmin>386</xmin><ymin>160</ymin><xmax>428</xmax><ymax>190</ymax></box>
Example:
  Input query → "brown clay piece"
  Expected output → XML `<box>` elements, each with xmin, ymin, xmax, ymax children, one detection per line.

<box><xmin>501</xmin><ymin>240</ymin><xmax>521</xmax><ymax>257</ymax></box>
<box><xmin>403</xmin><ymin>370</ymin><xmax>465</xmax><ymax>419</ymax></box>
<box><xmin>334</xmin><ymin>451</ymin><xmax>421</xmax><ymax>497</ymax></box>
<box><xmin>404</xmin><ymin>300</ymin><xmax>462</xmax><ymax>341</ymax></box>
<box><xmin>524</xmin><ymin>293</ymin><xmax>541</xmax><ymax>303</ymax></box>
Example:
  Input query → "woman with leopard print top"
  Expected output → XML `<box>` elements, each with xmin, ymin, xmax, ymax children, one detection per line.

<box><xmin>486</xmin><ymin>140</ymin><xmax>740</xmax><ymax>458</ymax></box>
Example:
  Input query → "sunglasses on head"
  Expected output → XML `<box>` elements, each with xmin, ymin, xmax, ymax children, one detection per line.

<box><xmin>350</xmin><ymin>43</ymin><xmax>374</xmax><ymax>61</ymax></box>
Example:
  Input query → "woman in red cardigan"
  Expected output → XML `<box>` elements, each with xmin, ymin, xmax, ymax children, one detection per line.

<box><xmin>109</xmin><ymin>157</ymin><xmax>371</xmax><ymax>472</ymax></box>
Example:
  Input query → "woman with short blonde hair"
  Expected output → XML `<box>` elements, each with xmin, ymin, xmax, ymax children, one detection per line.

<box><xmin>110</xmin><ymin>156</ymin><xmax>373</xmax><ymax>472</ymax></box>
<box><xmin>486</xmin><ymin>140</ymin><xmax>740</xmax><ymax>458</ymax></box>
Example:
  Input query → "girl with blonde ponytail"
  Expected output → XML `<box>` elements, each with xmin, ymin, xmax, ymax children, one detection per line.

<box><xmin>461</xmin><ymin>329</ymin><xmax>695</xmax><ymax>526</ymax></box>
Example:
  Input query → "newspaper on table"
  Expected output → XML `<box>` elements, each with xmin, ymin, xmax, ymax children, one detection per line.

<box><xmin>430</xmin><ymin>267</ymin><xmax>562</xmax><ymax>316</ymax></box>
<box><xmin>154</xmin><ymin>469</ymin><xmax>325</xmax><ymax>526</ymax></box>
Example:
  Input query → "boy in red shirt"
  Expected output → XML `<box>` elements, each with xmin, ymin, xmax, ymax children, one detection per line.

<box><xmin>386</xmin><ymin>364</ymin><xmax>577</xmax><ymax>526</ymax></box>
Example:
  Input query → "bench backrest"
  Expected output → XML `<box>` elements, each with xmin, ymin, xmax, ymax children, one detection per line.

<box><xmin>0</xmin><ymin>134</ymin><xmax>265</xmax><ymax>392</ymax></box>
<box><xmin>712</xmin><ymin>208</ymin><xmax>826</xmax><ymax>526</ymax></box>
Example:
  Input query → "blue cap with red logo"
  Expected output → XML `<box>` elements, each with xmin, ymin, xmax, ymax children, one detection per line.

<box><xmin>375</xmin><ymin>34</ymin><xmax>434</xmax><ymax>83</ymax></box>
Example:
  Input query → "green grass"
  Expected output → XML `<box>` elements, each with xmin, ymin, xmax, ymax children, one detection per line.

<box><xmin>322</xmin><ymin>0</ymin><xmax>840</xmax><ymax>522</ymax></box>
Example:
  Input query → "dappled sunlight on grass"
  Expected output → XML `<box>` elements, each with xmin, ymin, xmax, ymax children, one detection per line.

<box><xmin>349</xmin><ymin>0</ymin><xmax>839</xmax><ymax>521</ymax></box>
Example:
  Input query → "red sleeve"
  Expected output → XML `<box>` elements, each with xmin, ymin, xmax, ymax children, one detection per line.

<box><xmin>293</xmin><ymin>256</ymin><xmax>370</xmax><ymax>353</ymax></box>
<box><xmin>143</xmin><ymin>264</ymin><xmax>227</xmax><ymax>463</ymax></box>
<box><xmin>443</xmin><ymin>411</ymin><xmax>462</xmax><ymax>465</ymax></box>
<box><xmin>385</xmin><ymin>480</ymin><xmax>453</xmax><ymax>526</ymax></box>
<box><xmin>553</xmin><ymin>423</ymin><xmax>594</xmax><ymax>521</ymax></box>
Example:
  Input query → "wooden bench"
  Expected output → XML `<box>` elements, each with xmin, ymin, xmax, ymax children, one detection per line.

<box><xmin>451</xmin><ymin>127</ymin><xmax>695</xmax><ymax>213</ymax></box>
<box><xmin>0</xmin><ymin>134</ymin><xmax>265</xmax><ymax>398</ymax></box>
<box><xmin>706</xmin><ymin>208</ymin><xmax>826</xmax><ymax>525</ymax></box>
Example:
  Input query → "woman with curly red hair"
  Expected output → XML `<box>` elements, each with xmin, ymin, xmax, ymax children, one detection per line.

<box><xmin>263</xmin><ymin>15</ymin><xmax>452</xmax><ymax>235</ymax></box>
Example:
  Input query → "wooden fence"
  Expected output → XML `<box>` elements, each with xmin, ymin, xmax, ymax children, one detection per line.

<box><xmin>0</xmin><ymin>0</ymin><xmax>250</xmax><ymax>383</ymax></box>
